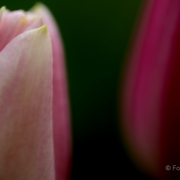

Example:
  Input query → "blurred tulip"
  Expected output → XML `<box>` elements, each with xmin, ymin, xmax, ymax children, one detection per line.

<box><xmin>0</xmin><ymin>3</ymin><xmax>71</xmax><ymax>180</ymax></box>
<box><xmin>122</xmin><ymin>0</ymin><xmax>180</xmax><ymax>179</ymax></box>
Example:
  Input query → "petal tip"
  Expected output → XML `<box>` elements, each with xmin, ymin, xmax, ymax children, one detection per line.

<box><xmin>39</xmin><ymin>24</ymin><xmax>48</xmax><ymax>34</ymax></box>
<box><xmin>0</xmin><ymin>6</ymin><xmax>6</xmax><ymax>17</ymax></box>
<box><xmin>30</xmin><ymin>2</ymin><xmax>46</xmax><ymax>13</ymax></box>
<box><xmin>0</xmin><ymin>6</ymin><xmax>6</xmax><ymax>11</ymax></box>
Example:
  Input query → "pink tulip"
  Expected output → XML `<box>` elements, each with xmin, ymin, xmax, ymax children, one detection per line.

<box><xmin>0</xmin><ymin>3</ymin><xmax>71</xmax><ymax>180</ymax></box>
<box><xmin>122</xmin><ymin>0</ymin><xmax>180</xmax><ymax>179</ymax></box>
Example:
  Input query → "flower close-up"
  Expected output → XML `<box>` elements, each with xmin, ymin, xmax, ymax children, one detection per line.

<box><xmin>122</xmin><ymin>0</ymin><xmax>180</xmax><ymax>179</ymax></box>
<box><xmin>0</xmin><ymin>3</ymin><xmax>71</xmax><ymax>180</ymax></box>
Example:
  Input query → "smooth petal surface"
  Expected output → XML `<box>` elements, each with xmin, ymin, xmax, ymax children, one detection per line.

<box><xmin>31</xmin><ymin>4</ymin><xmax>71</xmax><ymax>180</ymax></box>
<box><xmin>0</xmin><ymin>26</ymin><xmax>55</xmax><ymax>180</ymax></box>
<box><xmin>0</xmin><ymin>7</ymin><xmax>43</xmax><ymax>51</ymax></box>
<box><xmin>122</xmin><ymin>0</ymin><xmax>180</xmax><ymax>179</ymax></box>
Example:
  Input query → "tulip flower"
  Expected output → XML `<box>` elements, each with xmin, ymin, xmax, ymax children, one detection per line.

<box><xmin>122</xmin><ymin>0</ymin><xmax>180</xmax><ymax>179</ymax></box>
<box><xmin>0</xmin><ymin>3</ymin><xmax>71</xmax><ymax>180</ymax></box>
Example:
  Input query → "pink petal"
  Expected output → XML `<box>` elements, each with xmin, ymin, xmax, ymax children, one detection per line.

<box><xmin>31</xmin><ymin>4</ymin><xmax>71</xmax><ymax>180</ymax></box>
<box><xmin>122</xmin><ymin>0</ymin><xmax>180</xmax><ymax>179</ymax></box>
<box><xmin>0</xmin><ymin>26</ymin><xmax>55</xmax><ymax>180</ymax></box>
<box><xmin>0</xmin><ymin>7</ymin><xmax>43</xmax><ymax>51</ymax></box>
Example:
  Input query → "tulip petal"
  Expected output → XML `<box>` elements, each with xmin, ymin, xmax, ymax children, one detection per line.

<box><xmin>0</xmin><ymin>6</ymin><xmax>5</xmax><ymax>19</ymax></box>
<box><xmin>0</xmin><ymin>7</ymin><xmax>43</xmax><ymax>51</ymax></box>
<box><xmin>123</xmin><ymin>0</ymin><xmax>161</xmax><ymax>175</ymax></box>
<box><xmin>0</xmin><ymin>26</ymin><xmax>55</xmax><ymax>180</ymax></box>
<box><xmin>123</xmin><ymin>0</ymin><xmax>180</xmax><ymax>179</ymax></box>
<box><xmin>31</xmin><ymin>4</ymin><xmax>71</xmax><ymax>180</ymax></box>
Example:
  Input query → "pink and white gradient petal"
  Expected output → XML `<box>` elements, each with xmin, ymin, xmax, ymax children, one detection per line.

<box><xmin>0</xmin><ymin>25</ymin><xmax>55</xmax><ymax>180</ymax></box>
<box><xmin>31</xmin><ymin>4</ymin><xmax>71</xmax><ymax>180</ymax></box>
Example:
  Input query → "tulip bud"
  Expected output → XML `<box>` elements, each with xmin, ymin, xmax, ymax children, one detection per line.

<box><xmin>122</xmin><ymin>0</ymin><xmax>180</xmax><ymax>179</ymax></box>
<box><xmin>31</xmin><ymin>4</ymin><xmax>72</xmax><ymax>180</ymax></box>
<box><xmin>0</xmin><ymin>4</ymin><xmax>71</xmax><ymax>180</ymax></box>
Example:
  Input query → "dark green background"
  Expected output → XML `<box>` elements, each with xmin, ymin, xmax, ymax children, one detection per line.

<box><xmin>0</xmin><ymin>0</ymin><xmax>151</xmax><ymax>179</ymax></box>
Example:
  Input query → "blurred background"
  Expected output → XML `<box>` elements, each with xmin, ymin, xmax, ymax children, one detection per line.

<box><xmin>0</xmin><ymin>0</ymin><xmax>151</xmax><ymax>179</ymax></box>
